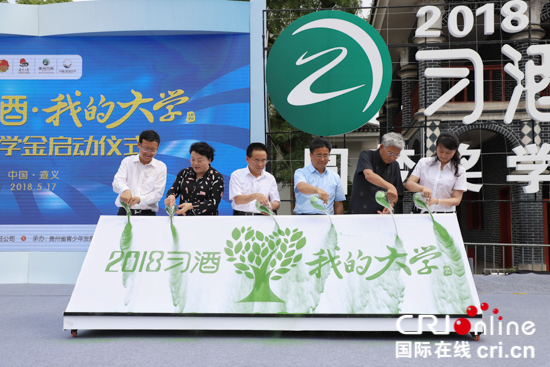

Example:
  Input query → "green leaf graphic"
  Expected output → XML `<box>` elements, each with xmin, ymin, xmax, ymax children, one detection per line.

<box><xmin>290</xmin><ymin>231</ymin><xmax>302</xmax><ymax>242</ymax></box>
<box><xmin>235</xmin><ymin>263</ymin><xmax>250</xmax><ymax>271</ymax></box>
<box><xmin>225</xmin><ymin>225</ymin><xmax>309</xmax><ymax>304</ymax></box>
<box><xmin>281</xmin><ymin>258</ymin><xmax>292</xmax><ymax>267</ymax></box>
<box><xmin>253</xmin><ymin>243</ymin><xmax>261</xmax><ymax>255</ymax></box>
<box><xmin>232</xmin><ymin>229</ymin><xmax>240</xmax><ymax>241</ymax></box>
<box><xmin>281</xmin><ymin>243</ymin><xmax>287</xmax><ymax>253</ymax></box>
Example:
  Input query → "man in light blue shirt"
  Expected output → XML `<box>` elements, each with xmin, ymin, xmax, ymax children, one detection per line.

<box><xmin>294</xmin><ymin>137</ymin><xmax>345</xmax><ymax>215</ymax></box>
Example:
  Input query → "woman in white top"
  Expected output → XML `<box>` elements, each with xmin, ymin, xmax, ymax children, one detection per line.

<box><xmin>405</xmin><ymin>133</ymin><xmax>467</xmax><ymax>213</ymax></box>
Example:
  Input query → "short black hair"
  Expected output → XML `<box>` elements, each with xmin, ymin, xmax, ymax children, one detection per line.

<box><xmin>246</xmin><ymin>142</ymin><xmax>268</xmax><ymax>157</ymax></box>
<box><xmin>190</xmin><ymin>141</ymin><xmax>215</xmax><ymax>162</ymax></box>
<box><xmin>139</xmin><ymin>130</ymin><xmax>160</xmax><ymax>145</ymax></box>
<box><xmin>309</xmin><ymin>137</ymin><xmax>331</xmax><ymax>154</ymax></box>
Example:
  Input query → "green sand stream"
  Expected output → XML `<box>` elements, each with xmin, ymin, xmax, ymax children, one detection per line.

<box><xmin>413</xmin><ymin>193</ymin><xmax>474</xmax><ymax>313</ymax></box>
<box><xmin>168</xmin><ymin>222</ymin><xmax>188</xmax><ymax>312</ymax></box>
<box><xmin>119</xmin><ymin>203</ymin><xmax>136</xmax><ymax>306</ymax></box>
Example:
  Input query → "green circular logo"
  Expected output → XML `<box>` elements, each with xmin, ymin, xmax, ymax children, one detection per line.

<box><xmin>266</xmin><ymin>11</ymin><xmax>392</xmax><ymax>136</ymax></box>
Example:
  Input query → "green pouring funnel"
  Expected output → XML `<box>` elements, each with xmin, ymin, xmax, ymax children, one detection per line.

<box><xmin>121</xmin><ymin>202</ymin><xmax>131</xmax><ymax>223</ymax></box>
<box><xmin>375</xmin><ymin>191</ymin><xmax>393</xmax><ymax>214</ymax></box>
<box><xmin>375</xmin><ymin>190</ymin><xmax>399</xmax><ymax>235</ymax></box>
<box><xmin>255</xmin><ymin>201</ymin><xmax>275</xmax><ymax>216</ymax></box>
<box><xmin>413</xmin><ymin>192</ymin><xmax>434</xmax><ymax>221</ymax></box>
<box><xmin>310</xmin><ymin>195</ymin><xmax>330</xmax><ymax>216</ymax></box>
<box><xmin>310</xmin><ymin>196</ymin><xmax>333</xmax><ymax>225</ymax></box>
<box><xmin>165</xmin><ymin>204</ymin><xmax>178</xmax><ymax>223</ymax></box>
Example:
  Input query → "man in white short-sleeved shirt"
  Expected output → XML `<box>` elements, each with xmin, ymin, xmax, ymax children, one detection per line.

<box><xmin>229</xmin><ymin>143</ymin><xmax>280</xmax><ymax>215</ymax></box>
<box><xmin>112</xmin><ymin>130</ymin><xmax>167</xmax><ymax>215</ymax></box>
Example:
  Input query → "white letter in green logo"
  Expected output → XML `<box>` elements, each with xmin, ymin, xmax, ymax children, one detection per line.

<box><xmin>267</xmin><ymin>11</ymin><xmax>392</xmax><ymax>136</ymax></box>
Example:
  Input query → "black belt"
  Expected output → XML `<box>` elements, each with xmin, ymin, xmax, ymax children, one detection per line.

<box><xmin>412</xmin><ymin>207</ymin><xmax>454</xmax><ymax>214</ymax></box>
<box><xmin>117</xmin><ymin>207</ymin><xmax>156</xmax><ymax>216</ymax></box>
<box><xmin>233</xmin><ymin>210</ymin><xmax>262</xmax><ymax>216</ymax></box>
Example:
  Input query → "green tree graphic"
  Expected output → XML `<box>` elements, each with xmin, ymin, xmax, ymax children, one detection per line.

<box><xmin>225</xmin><ymin>226</ymin><xmax>306</xmax><ymax>303</ymax></box>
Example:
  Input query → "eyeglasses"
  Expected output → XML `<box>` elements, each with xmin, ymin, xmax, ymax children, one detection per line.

<box><xmin>312</xmin><ymin>154</ymin><xmax>330</xmax><ymax>159</ymax></box>
<box><xmin>383</xmin><ymin>146</ymin><xmax>400</xmax><ymax>158</ymax></box>
<box><xmin>252</xmin><ymin>159</ymin><xmax>269</xmax><ymax>165</ymax></box>
<box><xmin>140</xmin><ymin>147</ymin><xmax>158</xmax><ymax>154</ymax></box>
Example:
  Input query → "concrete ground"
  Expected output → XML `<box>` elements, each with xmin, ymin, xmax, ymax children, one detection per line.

<box><xmin>0</xmin><ymin>274</ymin><xmax>548</xmax><ymax>367</ymax></box>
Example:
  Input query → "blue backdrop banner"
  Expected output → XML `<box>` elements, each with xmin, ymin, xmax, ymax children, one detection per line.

<box><xmin>0</xmin><ymin>34</ymin><xmax>250</xmax><ymax>251</ymax></box>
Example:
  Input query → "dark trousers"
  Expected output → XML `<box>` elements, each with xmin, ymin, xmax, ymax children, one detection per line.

<box><xmin>117</xmin><ymin>207</ymin><xmax>156</xmax><ymax>216</ymax></box>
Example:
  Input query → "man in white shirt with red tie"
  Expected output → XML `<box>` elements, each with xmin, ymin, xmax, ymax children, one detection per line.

<box><xmin>112</xmin><ymin>130</ymin><xmax>167</xmax><ymax>216</ymax></box>
<box><xmin>229</xmin><ymin>143</ymin><xmax>280</xmax><ymax>215</ymax></box>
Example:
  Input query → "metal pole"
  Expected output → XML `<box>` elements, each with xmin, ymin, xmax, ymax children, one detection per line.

<box><xmin>483</xmin><ymin>246</ymin><xmax>487</xmax><ymax>274</ymax></box>
<box><xmin>475</xmin><ymin>246</ymin><xmax>477</xmax><ymax>275</ymax></box>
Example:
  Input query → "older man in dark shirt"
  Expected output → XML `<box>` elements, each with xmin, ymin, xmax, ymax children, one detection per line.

<box><xmin>349</xmin><ymin>132</ymin><xmax>405</xmax><ymax>214</ymax></box>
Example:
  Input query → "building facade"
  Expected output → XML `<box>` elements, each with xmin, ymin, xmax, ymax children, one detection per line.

<box><xmin>372</xmin><ymin>0</ymin><xmax>550</xmax><ymax>271</ymax></box>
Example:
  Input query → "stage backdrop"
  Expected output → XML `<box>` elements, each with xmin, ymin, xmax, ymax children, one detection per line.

<box><xmin>0</xmin><ymin>35</ymin><xmax>250</xmax><ymax>251</ymax></box>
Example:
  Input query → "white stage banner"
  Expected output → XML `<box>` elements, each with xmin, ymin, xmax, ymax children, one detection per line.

<box><xmin>65</xmin><ymin>214</ymin><xmax>480</xmax><ymax>317</ymax></box>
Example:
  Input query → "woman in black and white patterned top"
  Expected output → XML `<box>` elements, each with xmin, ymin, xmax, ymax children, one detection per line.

<box><xmin>165</xmin><ymin>142</ymin><xmax>224</xmax><ymax>216</ymax></box>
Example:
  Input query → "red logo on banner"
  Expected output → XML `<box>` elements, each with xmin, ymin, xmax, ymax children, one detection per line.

<box><xmin>0</xmin><ymin>59</ymin><xmax>9</xmax><ymax>73</ymax></box>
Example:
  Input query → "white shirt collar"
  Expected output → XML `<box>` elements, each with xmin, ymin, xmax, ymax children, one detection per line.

<box><xmin>438</xmin><ymin>160</ymin><xmax>452</xmax><ymax>172</ymax></box>
<box><xmin>131</xmin><ymin>154</ymin><xmax>157</xmax><ymax>167</ymax></box>
<box><xmin>246</xmin><ymin>166</ymin><xmax>265</xmax><ymax>178</ymax></box>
